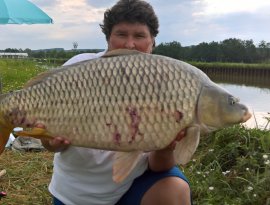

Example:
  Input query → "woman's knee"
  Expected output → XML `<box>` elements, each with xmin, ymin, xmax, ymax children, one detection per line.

<box><xmin>141</xmin><ymin>177</ymin><xmax>191</xmax><ymax>205</ymax></box>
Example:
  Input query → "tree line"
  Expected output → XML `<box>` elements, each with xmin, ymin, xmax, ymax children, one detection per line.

<box><xmin>1</xmin><ymin>48</ymin><xmax>103</xmax><ymax>64</ymax></box>
<box><xmin>153</xmin><ymin>38</ymin><xmax>270</xmax><ymax>63</ymax></box>
<box><xmin>2</xmin><ymin>38</ymin><xmax>270</xmax><ymax>63</ymax></box>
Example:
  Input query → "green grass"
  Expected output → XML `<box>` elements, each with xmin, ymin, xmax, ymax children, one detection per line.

<box><xmin>0</xmin><ymin>59</ymin><xmax>269</xmax><ymax>204</ymax></box>
<box><xmin>184</xmin><ymin>126</ymin><xmax>270</xmax><ymax>205</ymax></box>
<box><xmin>0</xmin><ymin>151</ymin><xmax>53</xmax><ymax>205</ymax></box>
<box><xmin>0</xmin><ymin>59</ymin><xmax>55</xmax><ymax>93</ymax></box>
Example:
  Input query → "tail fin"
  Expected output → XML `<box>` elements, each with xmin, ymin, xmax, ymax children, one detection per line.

<box><xmin>0</xmin><ymin>116</ymin><xmax>13</xmax><ymax>155</ymax></box>
<box><xmin>0</xmin><ymin>94</ymin><xmax>13</xmax><ymax>154</ymax></box>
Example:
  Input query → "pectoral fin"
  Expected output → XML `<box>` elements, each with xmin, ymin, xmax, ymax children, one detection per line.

<box><xmin>174</xmin><ymin>126</ymin><xmax>200</xmax><ymax>165</ymax></box>
<box><xmin>113</xmin><ymin>151</ymin><xmax>143</xmax><ymax>183</ymax></box>
<box><xmin>15</xmin><ymin>127</ymin><xmax>54</xmax><ymax>140</ymax></box>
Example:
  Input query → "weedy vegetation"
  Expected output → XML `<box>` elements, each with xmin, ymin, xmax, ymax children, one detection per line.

<box><xmin>184</xmin><ymin>125</ymin><xmax>270</xmax><ymax>205</ymax></box>
<box><xmin>0</xmin><ymin>59</ymin><xmax>269</xmax><ymax>205</ymax></box>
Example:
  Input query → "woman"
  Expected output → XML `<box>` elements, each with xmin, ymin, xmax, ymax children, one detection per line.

<box><xmin>41</xmin><ymin>0</ymin><xmax>192</xmax><ymax>204</ymax></box>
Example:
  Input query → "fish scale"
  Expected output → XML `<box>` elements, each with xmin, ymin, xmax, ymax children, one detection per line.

<box><xmin>29</xmin><ymin>53</ymin><xmax>195</xmax><ymax>150</ymax></box>
<box><xmin>0</xmin><ymin>49</ymin><xmax>251</xmax><ymax>182</ymax></box>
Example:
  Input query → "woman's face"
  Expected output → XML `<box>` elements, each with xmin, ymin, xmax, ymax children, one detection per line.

<box><xmin>108</xmin><ymin>22</ymin><xmax>154</xmax><ymax>53</ymax></box>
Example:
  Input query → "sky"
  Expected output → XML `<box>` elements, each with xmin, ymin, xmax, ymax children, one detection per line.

<box><xmin>1</xmin><ymin>0</ymin><xmax>270</xmax><ymax>50</ymax></box>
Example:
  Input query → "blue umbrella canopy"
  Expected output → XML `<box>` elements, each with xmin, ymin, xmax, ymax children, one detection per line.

<box><xmin>0</xmin><ymin>0</ymin><xmax>53</xmax><ymax>24</ymax></box>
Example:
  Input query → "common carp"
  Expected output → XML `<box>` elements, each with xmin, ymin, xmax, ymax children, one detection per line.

<box><xmin>0</xmin><ymin>49</ymin><xmax>251</xmax><ymax>182</ymax></box>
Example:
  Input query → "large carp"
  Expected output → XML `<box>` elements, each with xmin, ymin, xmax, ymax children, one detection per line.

<box><xmin>0</xmin><ymin>49</ymin><xmax>251</xmax><ymax>182</ymax></box>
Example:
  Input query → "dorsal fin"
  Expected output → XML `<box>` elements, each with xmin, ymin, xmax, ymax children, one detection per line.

<box><xmin>102</xmin><ymin>49</ymin><xmax>142</xmax><ymax>58</ymax></box>
<box><xmin>23</xmin><ymin>67</ymin><xmax>67</xmax><ymax>88</ymax></box>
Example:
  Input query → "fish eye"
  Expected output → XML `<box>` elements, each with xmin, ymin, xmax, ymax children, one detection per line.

<box><xmin>228</xmin><ymin>96</ymin><xmax>237</xmax><ymax>105</ymax></box>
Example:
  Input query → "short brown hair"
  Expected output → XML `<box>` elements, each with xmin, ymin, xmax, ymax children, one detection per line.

<box><xmin>100</xmin><ymin>0</ymin><xmax>159</xmax><ymax>41</ymax></box>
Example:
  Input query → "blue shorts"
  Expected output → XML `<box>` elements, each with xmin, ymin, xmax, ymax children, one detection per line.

<box><xmin>115</xmin><ymin>166</ymin><xmax>190</xmax><ymax>205</ymax></box>
<box><xmin>53</xmin><ymin>166</ymin><xmax>190</xmax><ymax>205</ymax></box>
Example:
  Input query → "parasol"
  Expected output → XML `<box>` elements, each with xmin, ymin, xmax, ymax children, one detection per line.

<box><xmin>0</xmin><ymin>0</ymin><xmax>53</xmax><ymax>24</ymax></box>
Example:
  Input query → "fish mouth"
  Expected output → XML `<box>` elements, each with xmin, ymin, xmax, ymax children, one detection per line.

<box><xmin>241</xmin><ymin>111</ymin><xmax>252</xmax><ymax>123</ymax></box>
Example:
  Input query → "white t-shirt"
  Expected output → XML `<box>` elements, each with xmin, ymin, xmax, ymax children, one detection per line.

<box><xmin>49</xmin><ymin>52</ymin><xmax>149</xmax><ymax>205</ymax></box>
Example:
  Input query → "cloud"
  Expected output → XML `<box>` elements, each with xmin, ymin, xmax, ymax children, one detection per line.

<box><xmin>152</xmin><ymin>0</ymin><xmax>270</xmax><ymax>46</ymax></box>
<box><xmin>43</xmin><ymin>0</ymin><xmax>105</xmax><ymax>25</ymax></box>
<box><xmin>194</xmin><ymin>0</ymin><xmax>270</xmax><ymax>16</ymax></box>
<box><xmin>1</xmin><ymin>0</ymin><xmax>270</xmax><ymax>50</ymax></box>
<box><xmin>84</xmin><ymin>0</ymin><xmax>114</xmax><ymax>8</ymax></box>
<box><xmin>0</xmin><ymin>0</ymin><xmax>107</xmax><ymax>50</ymax></box>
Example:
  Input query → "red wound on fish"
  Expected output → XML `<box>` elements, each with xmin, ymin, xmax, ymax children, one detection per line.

<box><xmin>113</xmin><ymin>132</ymin><xmax>121</xmax><ymax>145</ymax></box>
<box><xmin>175</xmin><ymin>128</ymin><xmax>187</xmax><ymax>142</ymax></box>
<box><xmin>175</xmin><ymin>110</ymin><xmax>183</xmax><ymax>123</ymax></box>
<box><xmin>126</xmin><ymin>106</ymin><xmax>141</xmax><ymax>143</ymax></box>
<box><xmin>109</xmin><ymin>123</ymin><xmax>121</xmax><ymax>145</ymax></box>
<box><xmin>6</xmin><ymin>108</ymin><xmax>36</xmax><ymax>127</ymax></box>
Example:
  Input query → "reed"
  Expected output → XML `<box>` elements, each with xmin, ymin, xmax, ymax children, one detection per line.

<box><xmin>190</xmin><ymin>61</ymin><xmax>270</xmax><ymax>70</ymax></box>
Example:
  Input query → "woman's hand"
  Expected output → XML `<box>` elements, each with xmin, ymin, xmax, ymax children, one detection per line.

<box><xmin>36</xmin><ymin>123</ymin><xmax>71</xmax><ymax>152</ymax></box>
<box><xmin>41</xmin><ymin>136</ymin><xmax>71</xmax><ymax>152</ymax></box>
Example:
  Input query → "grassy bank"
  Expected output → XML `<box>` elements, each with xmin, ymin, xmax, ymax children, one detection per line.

<box><xmin>185</xmin><ymin>126</ymin><xmax>270</xmax><ymax>204</ymax></box>
<box><xmin>0</xmin><ymin>59</ymin><xmax>269</xmax><ymax>204</ymax></box>
<box><xmin>0</xmin><ymin>150</ymin><xmax>53</xmax><ymax>205</ymax></box>
<box><xmin>0</xmin><ymin>59</ymin><xmax>51</xmax><ymax>93</ymax></box>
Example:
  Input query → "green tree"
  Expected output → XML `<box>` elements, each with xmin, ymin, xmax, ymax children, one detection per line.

<box><xmin>243</xmin><ymin>40</ymin><xmax>257</xmax><ymax>63</ymax></box>
<box><xmin>154</xmin><ymin>41</ymin><xmax>183</xmax><ymax>59</ymax></box>
<box><xmin>220</xmin><ymin>38</ymin><xmax>246</xmax><ymax>62</ymax></box>
<box><xmin>258</xmin><ymin>40</ymin><xmax>270</xmax><ymax>62</ymax></box>
<box><xmin>189</xmin><ymin>42</ymin><xmax>221</xmax><ymax>62</ymax></box>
